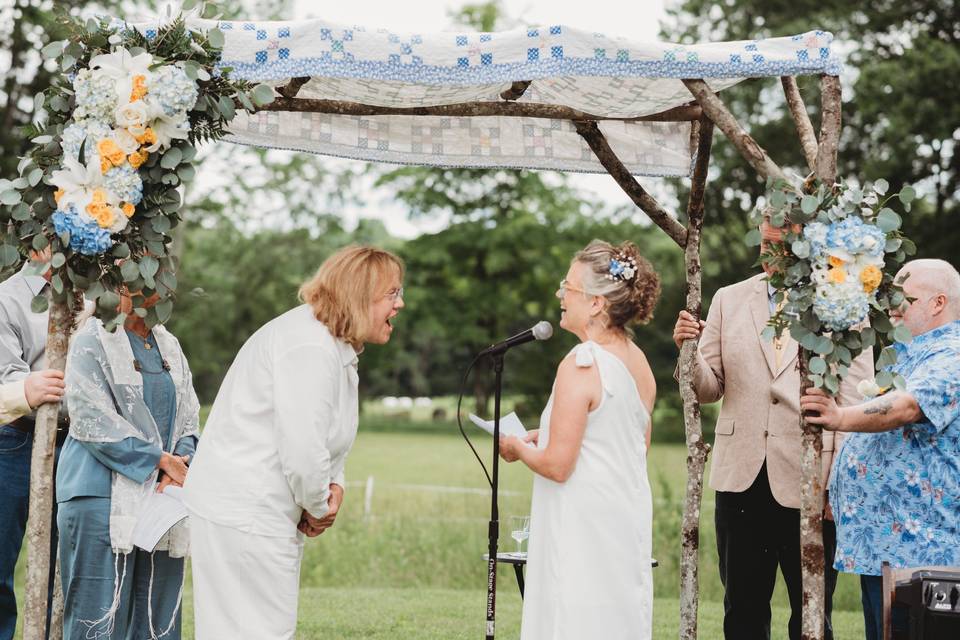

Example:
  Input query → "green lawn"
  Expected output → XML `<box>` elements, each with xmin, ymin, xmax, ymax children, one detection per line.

<box><xmin>16</xmin><ymin>427</ymin><xmax>865</xmax><ymax>638</ymax></box>
<box><xmin>178</xmin><ymin>587</ymin><xmax>867</xmax><ymax>639</ymax></box>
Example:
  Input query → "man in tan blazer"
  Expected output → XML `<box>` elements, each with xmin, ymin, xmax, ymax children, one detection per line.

<box><xmin>674</xmin><ymin>221</ymin><xmax>873</xmax><ymax>640</ymax></box>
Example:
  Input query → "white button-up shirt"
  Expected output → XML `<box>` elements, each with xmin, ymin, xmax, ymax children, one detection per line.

<box><xmin>183</xmin><ymin>305</ymin><xmax>359</xmax><ymax>537</ymax></box>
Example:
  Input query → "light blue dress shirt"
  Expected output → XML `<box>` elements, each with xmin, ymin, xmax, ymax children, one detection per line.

<box><xmin>830</xmin><ymin>319</ymin><xmax>960</xmax><ymax>575</ymax></box>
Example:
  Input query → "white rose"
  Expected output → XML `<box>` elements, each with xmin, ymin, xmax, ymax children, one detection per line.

<box><xmin>857</xmin><ymin>379</ymin><xmax>882</xmax><ymax>399</ymax></box>
<box><xmin>112</xmin><ymin>129</ymin><xmax>140</xmax><ymax>155</ymax></box>
<box><xmin>108</xmin><ymin>210</ymin><xmax>129</xmax><ymax>234</ymax></box>
<box><xmin>862</xmin><ymin>236</ymin><xmax>877</xmax><ymax>250</ymax></box>
<box><xmin>115</xmin><ymin>101</ymin><xmax>150</xmax><ymax>132</ymax></box>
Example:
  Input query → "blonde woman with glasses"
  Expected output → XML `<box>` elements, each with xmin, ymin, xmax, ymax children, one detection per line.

<box><xmin>500</xmin><ymin>240</ymin><xmax>661</xmax><ymax>640</ymax></box>
<box><xmin>183</xmin><ymin>245</ymin><xmax>404</xmax><ymax>639</ymax></box>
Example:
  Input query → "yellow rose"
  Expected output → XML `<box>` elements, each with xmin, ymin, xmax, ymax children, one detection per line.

<box><xmin>97</xmin><ymin>138</ymin><xmax>127</xmax><ymax>167</ymax></box>
<box><xmin>860</xmin><ymin>265</ymin><xmax>883</xmax><ymax>293</ymax></box>
<box><xmin>130</xmin><ymin>75</ymin><xmax>148</xmax><ymax>102</ymax></box>
<box><xmin>93</xmin><ymin>206</ymin><xmax>116</xmax><ymax>229</ymax></box>
<box><xmin>100</xmin><ymin>158</ymin><xmax>112</xmax><ymax>175</ymax></box>
<box><xmin>128</xmin><ymin>150</ymin><xmax>148</xmax><ymax>169</ymax></box>
<box><xmin>136</xmin><ymin>128</ymin><xmax>158</xmax><ymax>146</ymax></box>
<box><xmin>90</xmin><ymin>189</ymin><xmax>107</xmax><ymax>205</ymax></box>
<box><xmin>827</xmin><ymin>267</ymin><xmax>847</xmax><ymax>284</ymax></box>
<box><xmin>54</xmin><ymin>189</ymin><xmax>64</xmax><ymax>204</ymax></box>
<box><xmin>122</xmin><ymin>202</ymin><xmax>136</xmax><ymax>218</ymax></box>
<box><xmin>828</xmin><ymin>255</ymin><xmax>845</xmax><ymax>268</ymax></box>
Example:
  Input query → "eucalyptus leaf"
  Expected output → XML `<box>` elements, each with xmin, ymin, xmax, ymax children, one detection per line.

<box><xmin>27</xmin><ymin>168</ymin><xmax>43</xmax><ymax>187</ymax></box>
<box><xmin>745</xmin><ymin>228</ymin><xmax>762</xmax><ymax>247</ymax></box>
<box><xmin>31</xmin><ymin>135</ymin><xmax>52</xmax><ymax>145</ymax></box>
<box><xmin>809</xmin><ymin>357</ymin><xmax>827</xmax><ymax>375</ymax></box>
<box><xmin>0</xmin><ymin>244</ymin><xmax>19</xmax><ymax>267</ymax></box>
<box><xmin>120</xmin><ymin>259</ymin><xmax>140</xmax><ymax>282</ymax></box>
<box><xmin>208</xmin><ymin>28</ymin><xmax>225</xmax><ymax>48</ymax></box>
<box><xmin>800</xmin><ymin>195</ymin><xmax>819</xmax><ymax>214</ymax></box>
<box><xmin>51</xmin><ymin>274</ymin><xmax>63</xmax><ymax>294</ymax></box>
<box><xmin>155</xmin><ymin>299</ymin><xmax>174</xmax><ymax>323</ymax></box>
<box><xmin>790</xmin><ymin>240</ymin><xmax>810</xmax><ymax>259</ymax></box>
<box><xmin>252</xmin><ymin>84</ymin><xmax>276</xmax><ymax>106</ymax></box>
<box><xmin>876</xmin><ymin>370</ymin><xmax>894</xmax><ymax>389</ymax></box>
<box><xmin>31</xmin><ymin>294</ymin><xmax>49</xmax><ymax>313</ymax></box>
<box><xmin>51</xmin><ymin>252</ymin><xmax>65</xmax><ymax>268</ymax></box>
<box><xmin>824</xmin><ymin>374</ymin><xmax>839</xmax><ymax>394</ymax></box>
<box><xmin>177</xmin><ymin>165</ymin><xmax>196</xmax><ymax>182</ymax></box>
<box><xmin>873</xmin><ymin>178</ymin><xmax>889</xmax><ymax>195</ymax></box>
<box><xmin>160</xmin><ymin>147</ymin><xmax>182</xmax><ymax>169</ymax></box>
<box><xmin>893</xmin><ymin>374</ymin><xmax>907</xmax><ymax>391</ymax></box>
<box><xmin>898</xmin><ymin>186</ymin><xmax>916</xmax><ymax>204</ymax></box>
<box><xmin>139</xmin><ymin>256</ymin><xmax>160</xmax><ymax>279</ymax></box>
<box><xmin>151</xmin><ymin>216</ymin><xmax>171</xmax><ymax>233</ymax></box>
<box><xmin>892</xmin><ymin>325</ymin><xmax>913</xmax><ymax>344</ymax></box>
<box><xmin>112</xmin><ymin>243</ymin><xmax>131</xmax><ymax>259</ymax></box>
<box><xmin>61</xmin><ymin>55</ymin><xmax>76</xmax><ymax>71</ymax></box>
<box><xmin>41</xmin><ymin>41</ymin><xmax>64</xmax><ymax>59</ymax></box>
<box><xmin>814</xmin><ymin>336</ymin><xmax>834</xmax><ymax>355</ymax></box>
<box><xmin>0</xmin><ymin>190</ymin><xmax>21</xmax><ymax>206</ymax></box>
<box><xmin>760</xmin><ymin>325</ymin><xmax>776</xmax><ymax>342</ymax></box>
<box><xmin>98</xmin><ymin>291</ymin><xmax>121</xmax><ymax>311</ymax></box>
<box><xmin>218</xmin><ymin>95</ymin><xmax>236</xmax><ymax>120</ymax></box>
<box><xmin>809</xmin><ymin>373</ymin><xmax>824</xmax><ymax>388</ymax></box>
<box><xmin>876</xmin><ymin>208</ymin><xmax>901</xmax><ymax>232</ymax></box>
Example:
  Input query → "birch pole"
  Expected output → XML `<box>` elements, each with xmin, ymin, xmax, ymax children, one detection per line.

<box><xmin>798</xmin><ymin>74</ymin><xmax>842</xmax><ymax>640</ymax></box>
<box><xmin>22</xmin><ymin>292</ymin><xmax>78</xmax><ymax>640</ymax></box>
<box><xmin>678</xmin><ymin>117</ymin><xmax>714</xmax><ymax>640</ymax></box>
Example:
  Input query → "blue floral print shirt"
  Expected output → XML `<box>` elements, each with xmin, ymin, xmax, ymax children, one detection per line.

<box><xmin>830</xmin><ymin>320</ymin><xmax>960</xmax><ymax>576</ymax></box>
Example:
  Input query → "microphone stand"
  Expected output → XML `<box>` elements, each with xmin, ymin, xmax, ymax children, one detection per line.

<box><xmin>485</xmin><ymin>352</ymin><xmax>504</xmax><ymax>639</ymax></box>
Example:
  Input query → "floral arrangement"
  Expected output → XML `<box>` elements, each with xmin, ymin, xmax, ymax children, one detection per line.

<box><xmin>749</xmin><ymin>178</ymin><xmax>917</xmax><ymax>393</ymax></box>
<box><xmin>0</xmin><ymin>8</ymin><xmax>273</xmax><ymax>327</ymax></box>
<box><xmin>607</xmin><ymin>254</ymin><xmax>638</xmax><ymax>282</ymax></box>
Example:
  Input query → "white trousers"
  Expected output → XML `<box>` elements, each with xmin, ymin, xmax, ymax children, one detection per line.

<box><xmin>189</xmin><ymin>514</ymin><xmax>304</xmax><ymax>639</ymax></box>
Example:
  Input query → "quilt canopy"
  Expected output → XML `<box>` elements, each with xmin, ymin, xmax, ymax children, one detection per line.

<box><xmin>130</xmin><ymin>16</ymin><xmax>841</xmax><ymax>176</ymax></box>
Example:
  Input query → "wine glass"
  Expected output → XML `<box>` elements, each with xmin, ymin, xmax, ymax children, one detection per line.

<box><xmin>509</xmin><ymin>515</ymin><xmax>530</xmax><ymax>555</ymax></box>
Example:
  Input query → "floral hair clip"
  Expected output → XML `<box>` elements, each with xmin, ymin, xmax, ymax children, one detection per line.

<box><xmin>607</xmin><ymin>254</ymin><xmax>638</xmax><ymax>282</ymax></box>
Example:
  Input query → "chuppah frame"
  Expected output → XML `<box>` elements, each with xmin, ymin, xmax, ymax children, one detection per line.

<box><xmin>20</xmin><ymin>17</ymin><xmax>844</xmax><ymax>640</ymax></box>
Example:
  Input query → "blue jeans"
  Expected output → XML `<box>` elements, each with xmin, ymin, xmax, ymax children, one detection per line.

<box><xmin>0</xmin><ymin>425</ymin><xmax>58</xmax><ymax>640</ymax></box>
<box><xmin>860</xmin><ymin>574</ymin><xmax>909</xmax><ymax>640</ymax></box>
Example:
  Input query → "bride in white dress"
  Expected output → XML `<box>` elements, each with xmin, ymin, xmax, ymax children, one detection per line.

<box><xmin>500</xmin><ymin>240</ymin><xmax>660</xmax><ymax>640</ymax></box>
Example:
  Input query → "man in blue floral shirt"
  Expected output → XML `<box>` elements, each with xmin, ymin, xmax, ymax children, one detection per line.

<box><xmin>801</xmin><ymin>258</ymin><xmax>960</xmax><ymax>640</ymax></box>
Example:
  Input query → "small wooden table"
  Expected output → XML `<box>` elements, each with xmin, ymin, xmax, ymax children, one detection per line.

<box><xmin>484</xmin><ymin>552</ymin><xmax>659</xmax><ymax>599</ymax></box>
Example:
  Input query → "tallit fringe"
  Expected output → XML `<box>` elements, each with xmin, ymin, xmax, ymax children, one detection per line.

<box><xmin>147</xmin><ymin>551</ymin><xmax>184</xmax><ymax>639</ymax></box>
<box><xmin>79</xmin><ymin>552</ymin><xmax>127</xmax><ymax>640</ymax></box>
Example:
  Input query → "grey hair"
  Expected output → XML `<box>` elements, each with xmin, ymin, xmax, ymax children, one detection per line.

<box><xmin>901</xmin><ymin>259</ymin><xmax>960</xmax><ymax>317</ymax></box>
<box><xmin>574</xmin><ymin>240</ymin><xmax>661</xmax><ymax>328</ymax></box>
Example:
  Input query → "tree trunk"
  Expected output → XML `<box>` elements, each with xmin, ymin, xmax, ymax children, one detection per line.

<box><xmin>678</xmin><ymin>117</ymin><xmax>714</xmax><ymax>640</ymax></box>
<box><xmin>22</xmin><ymin>296</ymin><xmax>74</xmax><ymax>640</ymax></box>
<box><xmin>798</xmin><ymin>349</ymin><xmax>825</xmax><ymax>640</ymax></box>
<box><xmin>799</xmin><ymin>74</ymin><xmax>842</xmax><ymax>640</ymax></box>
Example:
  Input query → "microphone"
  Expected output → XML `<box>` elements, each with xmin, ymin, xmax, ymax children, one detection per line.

<box><xmin>479</xmin><ymin>321</ymin><xmax>553</xmax><ymax>357</ymax></box>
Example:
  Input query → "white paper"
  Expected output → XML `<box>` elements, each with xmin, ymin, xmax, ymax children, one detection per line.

<box><xmin>468</xmin><ymin>412</ymin><xmax>530</xmax><ymax>442</ymax></box>
<box><xmin>132</xmin><ymin>484</ymin><xmax>189</xmax><ymax>552</ymax></box>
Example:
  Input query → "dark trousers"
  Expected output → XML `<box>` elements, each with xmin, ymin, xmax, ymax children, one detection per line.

<box><xmin>0</xmin><ymin>425</ymin><xmax>58</xmax><ymax>640</ymax></box>
<box><xmin>716</xmin><ymin>463</ymin><xmax>838</xmax><ymax>640</ymax></box>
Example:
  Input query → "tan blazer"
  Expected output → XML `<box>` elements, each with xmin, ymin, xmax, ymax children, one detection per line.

<box><xmin>689</xmin><ymin>273</ymin><xmax>874</xmax><ymax>509</ymax></box>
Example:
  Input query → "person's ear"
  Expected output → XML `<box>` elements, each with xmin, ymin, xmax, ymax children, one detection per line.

<box><xmin>931</xmin><ymin>293</ymin><xmax>948</xmax><ymax>317</ymax></box>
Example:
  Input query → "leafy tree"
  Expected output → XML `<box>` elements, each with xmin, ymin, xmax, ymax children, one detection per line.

<box><xmin>662</xmin><ymin>0</ymin><xmax>959</xmax><ymax>283</ymax></box>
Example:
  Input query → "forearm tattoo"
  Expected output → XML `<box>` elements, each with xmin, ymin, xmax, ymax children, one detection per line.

<box><xmin>863</xmin><ymin>400</ymin><xmax>893</xmax><ymax>416</ymax></box>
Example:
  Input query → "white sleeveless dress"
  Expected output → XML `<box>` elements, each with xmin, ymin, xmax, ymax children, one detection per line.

<box><xmin>520</xmin><ymin>341</ymin><xmax>653</xmax><ymax>640</ymax></box>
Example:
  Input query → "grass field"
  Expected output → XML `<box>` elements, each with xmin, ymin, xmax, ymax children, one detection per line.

<box><xmin>16</xmin><ymin>423</ymin><xmax>866</xmax><ymax>638</ymax></box>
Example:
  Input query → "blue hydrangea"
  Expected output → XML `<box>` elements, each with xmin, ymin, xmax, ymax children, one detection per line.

<box><xmin>804</xmin><ymin>222</ymin><xmax>830</xmax><ymax>259</ymax></box>
<box><xmin>102</xmin><ymin>164</ymin><xmax>143</xmax><ymax>205</ymax></box>
<box><xmin>51</xmin><ymin>207</ymin><xmax>113</xmax><ymax>256</ymax></box>
<box><xmin>827</xmin><ymin>216</ymin><xmax>885</xmax><ymax>258</ymax></box>
<box><xmin>812</xmin><ymin>281</ymin><xmax>870</xmax><ymax>331</ymax></box>
<box><xmin>60</xmin><ymin>121</ymin><xmax>113</xmax><ymax>163</ymax></box>
<box><xmin>148</xmin><ymin>66</ymin><xmax>199</xmax><ymax>116</ymax></box>
<box><xmin>73</xmin><ymin>69</ymin><xmax>118</xmax><ymax>124</ymax></box>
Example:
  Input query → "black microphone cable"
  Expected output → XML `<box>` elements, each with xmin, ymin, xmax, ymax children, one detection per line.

<box><xmin>456</xmin><ymin>352</ymin><xmax>493</xmax><ymax>489</ymax></box>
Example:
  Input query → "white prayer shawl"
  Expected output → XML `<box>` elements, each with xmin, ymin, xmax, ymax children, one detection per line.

<box><xmin>66</xmin><ymin>318</ymin><xmax>201</xmax><ymax>556</ymax></box>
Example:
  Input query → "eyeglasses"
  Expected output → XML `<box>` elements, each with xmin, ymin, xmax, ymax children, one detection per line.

<box><xmin>556</xmin><ymin>279</ymin><xmax>587</xmax><ymax>299</ymax></box>
<box><xmin>384</xmin><ymin>287</ymin><xmax>404</xmax><ymax>301</ymax></box>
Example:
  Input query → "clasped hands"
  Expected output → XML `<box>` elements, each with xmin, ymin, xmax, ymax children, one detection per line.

<box><xmin>156</xmin><ymin>452</ymin><xmax>191</xmax><ymax>493</ymax></box>
<box><xmin>298</xmin><ymin>483</ymin><xmax>345</xmax><ymax>538</ymax></box>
